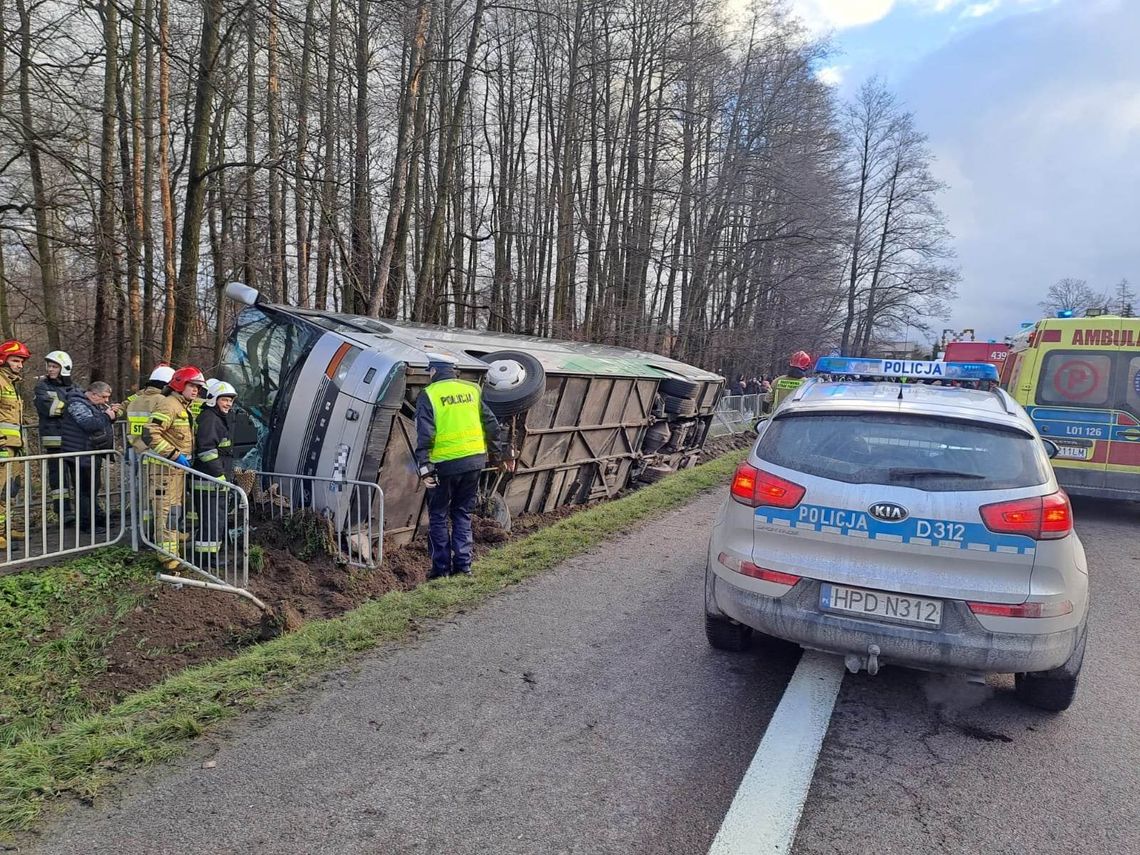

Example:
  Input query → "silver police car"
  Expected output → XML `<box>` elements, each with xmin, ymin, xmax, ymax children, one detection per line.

<box><xmin>705</xmin><ymin>358</ymin><xmax>1089</xmax><ymax>711</ymax></box>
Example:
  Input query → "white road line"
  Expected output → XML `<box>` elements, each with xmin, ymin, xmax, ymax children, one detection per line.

<box><xmin>708</xmin><ymin>651</ymin><xmax>846</xmax><ymax>855</ymax></box>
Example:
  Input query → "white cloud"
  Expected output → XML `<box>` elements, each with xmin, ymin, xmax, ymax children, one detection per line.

<box><xmin>787</xmin><ymin>0</ymin><xmax>897</xmax><ymax>33</ymax></box>
<box><xmin>961</xmin><ymin>0</ymin><xmax>1002</xmax><ymax>18</ymax></box>
<box><xmin>816</xmin><ymin>64</ymin><xmax>847</xmax><ymax>85</ymax></box>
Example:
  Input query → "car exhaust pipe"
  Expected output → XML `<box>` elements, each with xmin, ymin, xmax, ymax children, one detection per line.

<box><xmin>844</xmin><ymin>644</ymin><xmax>882</xmax><ymax>676</ymax></box>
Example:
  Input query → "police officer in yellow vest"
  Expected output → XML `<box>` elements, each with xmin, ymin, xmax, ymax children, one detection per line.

<box><xmin>764</xmin><ymin>350</ymin><xmax>813</xmax><ymax>413</ymax></box>
<box><xmin>414</xmin><ymin>354</ymin><xmax>507</xmax><ymax>579</ymax></box>
<box><xmin>0</xmin><ymin>339</ymin><xmax>30</xmax><ymax>550</ymax></box>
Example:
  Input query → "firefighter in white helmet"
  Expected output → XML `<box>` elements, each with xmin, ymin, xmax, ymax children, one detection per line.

<box><xmin>33</xmin><ymin>350</ymin><xmax>75</xmax><ymax>521</ymax></box>
<box><xmin>192</xmin><ymin>380</ymin><xmax>238</xmax><ymax>555</ymax></box>
<box><xmin>126</xmin><ymin>364</ymin><xmax>176</xmax><ymax>444</ymax></box>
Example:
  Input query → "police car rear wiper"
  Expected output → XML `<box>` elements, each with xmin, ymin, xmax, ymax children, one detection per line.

<box><xmin>888</xmin><ymin>467</ymin><xmax>986</xmax><ymax>481</ymax></box>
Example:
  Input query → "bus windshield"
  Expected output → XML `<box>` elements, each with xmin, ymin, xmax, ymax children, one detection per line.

<box><xmin>216</xmin><ymin>306</ymin><xmax>321</xmax><ymax>466</ymax></box>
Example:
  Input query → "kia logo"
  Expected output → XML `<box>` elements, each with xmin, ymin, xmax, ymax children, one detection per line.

<box><xmin>869</xmin><ymin>502</ymin><xmax>909</xmax><ymax>523</ymax></box>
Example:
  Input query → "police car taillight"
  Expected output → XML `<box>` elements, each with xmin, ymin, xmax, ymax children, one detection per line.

<box><xmin>966</xmin><ymin>599</ymin><xmax>1073</xmax><ymax>619</ymax></box>
<box><xmin>717</xmin><ymin>552</ymin><xmax>801</xmax><ymax>587</ymax></box>
<box><xmin>730</xmin><ymin>463</ymin><xmax>805</xmax><ymax>509</ymax></box>
<box><xmin>979</xmin><ymin>491</ymin><xmax>1072</xmax><ymax>540</ymax></box>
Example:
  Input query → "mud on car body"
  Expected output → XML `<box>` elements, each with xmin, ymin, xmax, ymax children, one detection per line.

<box><xmin>705</xmin><ymin>357</ymin><xmax>1090</xmax><ymax>711</ymax></box>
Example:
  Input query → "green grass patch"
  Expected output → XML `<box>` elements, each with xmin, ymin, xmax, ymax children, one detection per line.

<box><xmin>0</xmin><ymin>550</ymin><xmax>155</xmax><ymax>751</ymax></box>
<box><xmin>0</xmin><ymin>447</ymin><xmax>746</xmax><ymax>833</ymax></box>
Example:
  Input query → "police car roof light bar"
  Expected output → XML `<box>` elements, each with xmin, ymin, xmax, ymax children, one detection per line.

<box><xmin>813</xmin><ymin>357</ymin><xmax>999</xmax><ymax>382</ymax></box>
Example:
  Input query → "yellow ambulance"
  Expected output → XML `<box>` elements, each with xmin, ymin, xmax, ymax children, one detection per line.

<box><xmin>1002</xmin><ymin>315</ymin><xmax>1140</xmax><ymax>501</ymax></box>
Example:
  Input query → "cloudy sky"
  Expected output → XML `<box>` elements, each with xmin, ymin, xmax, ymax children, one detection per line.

<box><xmin>784</xmin><ymin>0</ymin><xmax>1139</xmax><ymax>344</ymax></box>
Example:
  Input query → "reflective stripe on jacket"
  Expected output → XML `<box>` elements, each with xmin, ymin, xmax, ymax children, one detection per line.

<box><xmin>769</xmin><ymin>375</ymin><xmax>806</xmax><ymax>410</ymax></box>
<box><xmin>141</xmin><ymin>394</ymin><xmax>193</xmax><ymax>460</ymax></box>
<box><xmin>425</xmin><ymin>379</ymin><xmax>488</xmax><ymax>463</ymax></box>
<box><xmin>34</xmin><ymin>377</ymin><xmax>71</xmax><ymax>447</ymax></box>
<box><xmin>0</xmin><ymin>366</ymin><xmax>23</xmax><ymax>450</ymax></box>
<box><xmin>193</xmin><ymin>406</ymin><xmax>234</xmax><ymax>481</ymax></box>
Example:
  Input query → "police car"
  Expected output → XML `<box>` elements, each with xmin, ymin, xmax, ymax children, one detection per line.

<box><xmin>705</xmin><ymin>358</ymin><xmax>1089</xmax><ymax>711</ymax></box>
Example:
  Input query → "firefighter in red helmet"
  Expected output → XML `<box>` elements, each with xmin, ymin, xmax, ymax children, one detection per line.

<box><xmin>0</xmin><ymin>340</ymin><xmax>30</xmax><ymax>550</ymax></box>
<box><xmin>764</xmin><ymin>350</ymin><xmax>813</xmax><ymax>413</ymax></box>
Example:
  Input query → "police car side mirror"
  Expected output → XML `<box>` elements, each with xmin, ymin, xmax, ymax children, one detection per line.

<box><xmin>1042</xmin><ymin>439</ymin><xmax>1060</xmax><ymax>459</ymax></box>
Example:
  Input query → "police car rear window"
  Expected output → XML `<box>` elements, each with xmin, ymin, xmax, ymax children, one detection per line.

<box><xmin>756</xmin><ymin>413</ymin><xmax>1049</xmax><ymax>491</ymax></box>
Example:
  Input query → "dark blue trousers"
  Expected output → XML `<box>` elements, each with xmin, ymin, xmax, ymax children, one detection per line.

<box><xmin>427</xmin><ymin>470</ymin><xmax>480</xmax><ymax>577</ymax></box>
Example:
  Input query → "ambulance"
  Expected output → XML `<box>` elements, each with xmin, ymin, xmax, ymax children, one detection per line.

<box><xmin>1003</xmin><ymin>316</ymin><xmax>1140</xmax><ymax>501</ymax></box>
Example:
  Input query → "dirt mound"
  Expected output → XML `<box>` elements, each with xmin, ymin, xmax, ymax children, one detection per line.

<box><xmin>75</xmin><ymin>438</ymin><xmax>741</xmax><ymax>712</ymax></box>
<box><xmin>700</xmin><ymin>430</ymin><xmax>756</xmax><ymax>459</ymax></box>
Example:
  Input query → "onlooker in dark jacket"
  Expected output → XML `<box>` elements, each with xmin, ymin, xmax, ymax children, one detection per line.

<box><xmin>61</xmin><ymin>382</ymin><xmax>121</xmax><ymax>532</ymax></box>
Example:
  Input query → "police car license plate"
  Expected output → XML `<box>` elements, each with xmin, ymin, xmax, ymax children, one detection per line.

<box><xmin>1055</xmin><ymin>446</ymin><xmax>1090</xmax><ymax>460</ymax></box>
<box><xmin>820</xmin><ymin>584</ymin><xmax>943</xmax><ymax>629</ymax></box>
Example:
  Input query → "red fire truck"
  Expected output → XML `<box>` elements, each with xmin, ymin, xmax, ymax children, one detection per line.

<box><xmin>942</xmin><ymin>340</ymin><xmax>1010</xmax><ymax>370</ymax></box>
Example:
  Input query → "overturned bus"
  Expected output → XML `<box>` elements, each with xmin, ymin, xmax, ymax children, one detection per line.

<box><xmin>215</xmin><ymin>284</ymin><xmax>723</xmax><ymax>553</ymax></box>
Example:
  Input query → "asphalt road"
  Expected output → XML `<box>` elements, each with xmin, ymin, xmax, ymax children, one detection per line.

<box><xmin>25</xmin><ymin>493</ymin><xmax>1140</xmax><ymax>854</ymax></box>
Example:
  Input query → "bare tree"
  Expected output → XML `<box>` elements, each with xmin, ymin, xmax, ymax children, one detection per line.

<box><xmin>1039</xmin><ymin>278</ymin><xmax>1099</xmax><ymax>317</ymax></box>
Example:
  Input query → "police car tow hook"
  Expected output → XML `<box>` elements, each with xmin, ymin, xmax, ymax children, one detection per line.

<box><xmin>844</xmin><ymin>644</ymin><xmax>882</xmax><ymax>676</ymax></box>
<box><xmin>866</xmin><ymin>644</ymin><xmax>881</xmax><ymax>676</ymax></box>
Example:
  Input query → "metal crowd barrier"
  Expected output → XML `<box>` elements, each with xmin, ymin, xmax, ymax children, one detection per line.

<box><xmin>716</xmin><ymin>394</ymin><xmax>765</xmax><ymax>417</ymax></box>
<box><xmin>247</xmin><ymin>470</ymin><xmax>384</xmax><ymax>568</ymax></box>
<box><xmin>136</xmin><ymin>451</ymin><xmax>265</xmax><ymax>610</ymax></box>
<box><xmin>22</xmin><ymin>420</ymin><xmax>130</xmax><ymax>457</ymax></box>
<box><xmin>0</xmin><ymin>449</ymin><xmax>127</xmax><ymax>570</ymax></box>
<box><xmin>709</xmin><ymin>394</ymin><xmax>765</xmax><ymax>438</ymax></box>
<box><xmin>3</xmin><ymin>444</ymin><xmax>384</xmax><ymax>608</ymax></box>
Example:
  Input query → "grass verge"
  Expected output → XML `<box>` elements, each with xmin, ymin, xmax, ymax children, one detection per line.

<box><xmin>0</xmin><ymin>550</ymin><xmax>154</xmax><ymax>749</ymax></box>
<box><xmin>0</xmin><ymin>447</ymin><xmax>746</xmax><ymax>832</ymax></box>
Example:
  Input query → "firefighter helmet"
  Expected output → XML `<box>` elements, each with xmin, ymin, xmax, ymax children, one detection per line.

<box><xmin>44</xmin><ymin>350</ymin><xmax>73</xmax><ymax>376</ymax></box>
<box><xmin>149</xmin><ymin>364</ymin><xmax>175</xmax><ymax>384</ymax></box>
<box><xmin>168</xmin><ymin>366</ymin><xmax>207</xmax><ymax>394</ymax></box>
<box><xmin>0</xmin><ymin>340</ymin><xmax>30</xmax><ymax>362</ymax></box>
<box><xmin>789</xmin><ymin>351</ymin><xmax>812</xmax><ymax>371</ymax></box>
<box><xmin>206</xmin><ymin>380</ymin><xmax>237</xmax><ymax>407</ymax></box>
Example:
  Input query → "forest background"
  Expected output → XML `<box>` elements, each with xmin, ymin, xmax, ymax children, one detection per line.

<box><xmin>0</xmin><ymin>0</ymin><xmax>957</xmax><ymax>389</ymax></box>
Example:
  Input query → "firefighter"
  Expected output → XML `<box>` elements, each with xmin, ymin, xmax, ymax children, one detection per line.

<box><xmin>764</xmin><ymin>351</ymin><xmax>813</xmax><ymax>412</ymax></box>
<box><xmin>0</xmin><ymin>340</ymin><xmax>30</xmax><ymax>550</ymax></box>
<box><xmin>137</xmin><ymin>366</ymin><xmax>205</xmax><ymax>569</ymax></box>
<box><xmin>192</xmin><ymin>380</ymin><xmax>237</xmax><ymax>555</ymax></box>
<box><xmin>414</xmin><ymin>355</ymin><xmax>508</xmax><ymax>579</ymax></box>
<box><xmin>126</xmin><ymin>365</ymin><xmax>176</xmax><ymax>444</ymax></box>
<box><xmin>33</xmin><ymin>350</ymin><xmax>74</xmax><ymax>521</ymax></box>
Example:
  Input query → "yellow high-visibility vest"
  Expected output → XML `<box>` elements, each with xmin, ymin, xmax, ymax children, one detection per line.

<box><xmin>771</xmin><ymin>375</ymin><xmax>806</xmax><ymax>409</ymax></box>
<box><xmin>425</xmin><ymin>379</ymin><xmax>487</xmax><ymax>463</ymax></box>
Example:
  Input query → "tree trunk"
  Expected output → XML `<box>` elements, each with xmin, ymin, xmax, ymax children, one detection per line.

<box><xmin>243</xmin><ymin>1</ymin><xmax>258</xmax><ymax>291</ymax></box>
<box><xmin>348</xmin><ymin>0</ymin><xmax>373</xmax><ymax>314</ymax></box>
<box><xmin>171</xmin><ymin>0</ymin><xmax>222</xmax><ymax>363</ymax></box>
<box><xmin>157</xmin><ymin>0</ymin><xmax>176</xmax><ymax>359</ymax></box>
<box><xmin>16</xmin><ymin>0</ymin><xmax>62</xmax><ymax>349</ymax></box>
<box><xmin>370</xmin><ymin>0</ymin><xmax>433</xmax><ymax>318</ymax></box>
<box><xmin>267</xmin><ymin>0</ymin><xmax>284</xmax><ymax>302</ymax></box>
<box><xmin>413</xmin><ymin>0</ymin><xmax>485</xmax><ymax>317</ymax></box>
<box><xmin>140</xmin><ymin>0</ymin><xmax>156</xmax><ymax>371</ymax></box>
<box><xmin>314</xmin><ymin>0</ymin><xmax>339</xmax><ymax>310</ymax></box>
<box><xmin>0</xmin><ymin>2</ymin><xmax>11</xmax><ymax>339</ymax></box>
<box><xmin>293</xmin><ymin>0</ymin><xmax>317</xmax><ymax>307</ymax></box>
